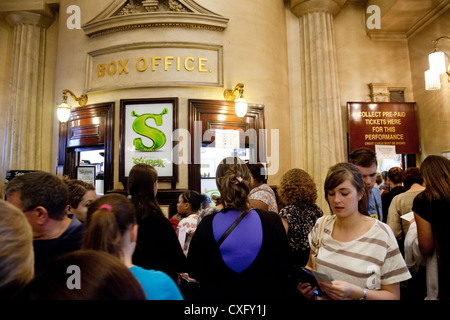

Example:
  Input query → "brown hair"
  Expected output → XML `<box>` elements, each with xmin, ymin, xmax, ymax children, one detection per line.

<box><xmin>324</xmin><ymin>163</ymin><xmax>369</xmax><ymax>216</ymax></box>
<box><xmin>127</xmin><ymin>163</ymin><xmax>163</xmax><ymax>223</ymax></box>
<box><xmin>402</xmin><ymin>167</ymin><xmax>423</xmax><ymax>189</ymax></box>
<box><xmin>349</xmin><ymin>148</ymin><xmax>378</xmax><ymax>168</ymax></box>
<box><xmin>63</xmin><ymin>176</ymin><xmax>95</xmax><ymax>209</ymax></box>
<box><xmin>419</xmin><ymin>155</ymin><xmax>450</xmax><ymax>201</ymax></box>
<box><xmin>216</xmin><ymin>157</ymin><xmax>252</xmax><ymax>213</ymax></box>
<box><xmin>21</xmin><ymin>250</ymin><xmax>145</xmax><ymax>300</ymax></box>
<box><xmin>277</xmin><ymin>168</ymin><xmax>318</xmax><ymax>206</ymax></box>
<box><xmin>387</xmin><ymin>167</ymin><xmax>403</xmax><ymax>184</ymax></box>
<box><xmin>82</xmin><ymin>193</ymin><xmax>136</xmax><ymax>259</ymax></box>
<box><xmin>180</xmin><ymin>190</ymin><xmax>207</xmax><ymax>212</ymax></box>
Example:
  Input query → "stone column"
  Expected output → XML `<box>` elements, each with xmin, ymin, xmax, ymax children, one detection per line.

<box><xmin>290</xmin><ymin>0</ymin><xmax>346</xmax><ymax>212</ymax></box>
<box><xmin>2</xmin><ymin>11</ymin><xmax>53</xmax><ymax>174</ymax></box>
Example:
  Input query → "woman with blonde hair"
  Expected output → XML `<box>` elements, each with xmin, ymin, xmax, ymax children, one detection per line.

<box><xmin>0</xmin><ymin>200</ymin><xmax>34</xmax><ymax>299</ymax></box>
<box><xmin>413</xmin><ymin>155</ymin><xmax>450</xmax><ymax>300</ymax></box>
<box><xmin>188</xmin><ymin>156</ymin><xmax>289</xmax><ymax>299</ymax></box>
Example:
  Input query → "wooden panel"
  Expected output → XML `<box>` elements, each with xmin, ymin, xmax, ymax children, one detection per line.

<box><xmin>58</xmin><ymin>102</ymin><xmax>115</xmax><ymax>194</ymax></box>
<box><xmin>188</xmin><ymin>99</ymin><xmax>265</xmax><ymax>192</ymax></box>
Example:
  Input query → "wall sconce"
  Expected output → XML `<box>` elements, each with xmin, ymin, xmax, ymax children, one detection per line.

<box><xmin>57</xmin><ymin>89</ymin><xmax>88</xmax><ymax>122</ymax></box>
<box><xmin>425</xmin><ymin>36</ymin><xmax>450</xmax><ymax>91</ymax></box>
<box><xmin>224</xmin><ymin>83</ymin><xmax>248</xmax><ymax>117</ymax></box>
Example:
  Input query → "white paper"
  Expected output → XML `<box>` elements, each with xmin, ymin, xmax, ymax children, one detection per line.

<box><xmin>215</xmin><ymin>129</ymin><xmax>240</xmax><ymax>149</ymax></box>
<box><xmin>375</xmin><ymin>145</ymin><xmax>397</xmax><ymax>160</ymax></box>
<box><xmin>401</xmin><ymin>211</ymin><xmax>415</xmax><ymax>221</ymax></box>
<box><xmin>311</xmin><ymin>270</ymin><xmax>333</xmax><ymax>283</ymax></box>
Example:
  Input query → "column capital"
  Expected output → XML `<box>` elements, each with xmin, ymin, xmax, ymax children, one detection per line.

<box><xmin>290</xmin><ymin>0</ymin><xmax>347</xmax><ymax>17</ymax></box>
<box><xmin>6</xmin><ymin>11</ymin><xmax>54</xmax><ymax>29</ymax></box>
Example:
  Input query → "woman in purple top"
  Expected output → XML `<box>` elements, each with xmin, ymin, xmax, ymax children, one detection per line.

<box><xmin>187</xmin><ymin>157</ymin><xmax>289</xmax><ymax>299</ymax></box>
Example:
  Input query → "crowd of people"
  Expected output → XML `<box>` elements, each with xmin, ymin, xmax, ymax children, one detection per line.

<box><xmin>0</xmin><ymin>148</ymin><xmax>449</xmax><ymax>301</ymax></box>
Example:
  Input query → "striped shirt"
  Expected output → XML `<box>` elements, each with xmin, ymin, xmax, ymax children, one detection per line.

<box><xmin>309</xmin><ymin>215</ymin><xmax>411</xmax><ymax>292</ymax></box>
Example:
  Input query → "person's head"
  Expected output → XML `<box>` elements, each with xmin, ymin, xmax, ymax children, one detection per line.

<box><xmin>177</xmin><ymin>191</ymin><xmax>207</xmax><ymax>215</ymax></box>
<box><xmin>5</xmin><ymin>171</ymin><xmax>69</xmax><ymax>234</ymax></box>
<box><xmin>349</xmin><ymin>148</ymin><xmax>378</xmax><ymax>192</ymax></box>
<box><xmin>63</xmin><ymin>177</ymin><xmax>97</xmax><ymax>223</ymax></box>
<box><xmin>201</xmin><ymin>194</ymin><xmax>212</xmax><ymax>210</ymax></box>
<box><xmin>277</xmin><ymin>168</ymin><xmax>318</xmax><ymax>206</ymax></box>
<box><xmin>375</xmin><ymin>173</ymin><xmax>383</xmax><ymax>186</ymax></box>
<box><xmin>419</xmin><ymin>155</ymin><xmax>450</xmax><ymax>201</ymax></box>
<box><xmin>0</xmin><ymin>200</ymin><xmax>34</xmax><ymax>300</ymax></box>
<box><xmin>20</xmin><ymin>250</ymin><xmax>145</xmax><ymax>300</ymax></box>
<box><xmin>82</xmin><ymin>194</ymin><xmax>137</xmax><ymax>260</ymax></box>
<box><xmin>247</xmin><ymin>162</ymin><xmax>267</xmax><ymax>187</ymax></box>
<box><xmin>127</xmin><ymin>163</ymin><xmax>162</xmax><ymax>222</ymax></box>
<box><xmin>387</xmin><ymin>167</ymin><xmax>403</xmax><ymax>186</ymax></box>
<box><xmin>402</xmin><ymin>167</ymin><xmax>423</xmax><ymax>190</ymax></box>
<box><xmin>324</xmin><ymin>163</ymin><xmax>369</xmax><ymax>217</ymax></box>
<box><xmin>216</xmin><ymin>157</ymin><xmax>252</xmax><ymax>212</ymax></box>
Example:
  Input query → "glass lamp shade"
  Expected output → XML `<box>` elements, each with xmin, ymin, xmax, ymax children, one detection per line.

<box><xmin>425</xmin><ymin>69</ymin><xmax>441</xmax><ymax>90</ymax></box>
<box><xmin>235</xmin><ymin>98</ymin><xmax>248</xmax><ymax>117</ymax></box>
<box><xmin>428</xmin><ymin>51</ymin><xmax>447</xmax><ymax>74</ymax></box>
<box><xmin>57</xmin><ymin>102</ymin><xmax>71</xmax><ymax>122</ymax></box>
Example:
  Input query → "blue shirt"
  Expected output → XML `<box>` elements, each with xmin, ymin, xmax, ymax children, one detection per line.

<box><xmin>369</xmin><ymin>186</ymin><xmax>383</xmax><ymax>221</ymax></box>
<box><xmin>129</xmin><ymin>265</ymin><xmax>183</xmax><ymax>300</ymax></box>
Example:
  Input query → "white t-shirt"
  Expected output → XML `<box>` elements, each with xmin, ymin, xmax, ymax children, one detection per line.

<box><xmin>309</xmin><ymin>215</ymin><xmax>411</xmax><ymax>291</ymax></box>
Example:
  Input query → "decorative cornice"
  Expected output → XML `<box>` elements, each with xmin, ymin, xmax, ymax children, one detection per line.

<box><xmin>290</xmin><ymin>0</ymin><xmax>347</xmax><ymax>17</ymax></box>
<box><xmin>82</xmin><ymin>0</ymin><xmax>229</xmax><ymax>37</ymax></box>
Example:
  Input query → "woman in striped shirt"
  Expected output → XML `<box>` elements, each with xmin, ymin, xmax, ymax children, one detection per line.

<box><xmin>298</xmin><ymin>162</ymin><xmax>411</xmax><ymax>300</ymax></box>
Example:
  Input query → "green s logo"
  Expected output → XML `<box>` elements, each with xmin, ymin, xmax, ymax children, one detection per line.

<box><xmin>131</xmin><ymin>108</ymin><xmax>168</xmax><ymax>152</ymax></box>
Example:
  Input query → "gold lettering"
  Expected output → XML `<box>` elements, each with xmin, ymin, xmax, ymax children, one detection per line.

<box><xmin>118</xmin><ymin>59</ymin><xmax>129</xmax><ymax>74</ymax></box>
<box><xmin>152</xmin><ymin>56</ymin><xmax>161</xmax><ymax>71</ymax></box>
<box><xmin>177</xmin><ymin>56</ymin><xmax>181</xmax><ymax>71</ymax></box>
<box><xmin>164</xmin><ymin>56</ymin><xmax>174</xmax><ymax>71</ymax></box>
<box><xmin>136</xmin><ymin>57</ymin><xmax>148</xmax><ymax>72</ymax></box>
<box><xmin>198</xmin><ymin>58</ymin><xmax>208</xmax><ymax>72</ymax></box>
<box><xmin>107</xmin><ymin>61</ymin><xmax>117</xmax><ymax>75</ymax></box>
<box><xmin>97</xmin><ymin>64</ymin><xmax>105</xmax><ymax>78</ymax></box>
<box><xmin>184</xmin><ymin>57</ymin><xmax>195</xmax><ymax>71</ymax></box>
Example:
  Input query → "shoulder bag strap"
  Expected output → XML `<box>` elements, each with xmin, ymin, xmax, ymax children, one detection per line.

<box><xmin>313</xmin><ymin>215</ymin><xmax>328</xmax><ymax>257</ymax></box>
<box><xmin>217</xmin><ymin>210</ymin><xmax>250</xmax><ymax>247</ymax></box>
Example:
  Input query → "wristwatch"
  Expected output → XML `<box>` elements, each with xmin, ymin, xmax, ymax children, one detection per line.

<box><xmin>360</xmin><ymin>289</ymin><xmax>367</xmax><ymax>300</ymax></box>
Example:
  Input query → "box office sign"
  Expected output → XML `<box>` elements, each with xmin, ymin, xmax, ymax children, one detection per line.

<box><xmin>119</xmin><ymin>98</ymin><xmax>178</xmax><ymax>182</ymax></box>
<box><xmin>347</xmin><ymin>102</ymin><xmax>420</xmax><ymax>154</ymax></box>
<box><xmin>86</xmin><ymin>42</ymin><xmax>223</xmax><ymax>92</ymax></box>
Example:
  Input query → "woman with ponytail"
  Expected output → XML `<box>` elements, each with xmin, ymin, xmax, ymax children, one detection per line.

<box><xmin>82</xmin><ymin>193</ymin><xmax>183</xmax><ymax>300</ymax></box>
<box><xmin>187</xmin><ymin>157</ymin><xmax>289</xmax><ymax>299</ymax></box>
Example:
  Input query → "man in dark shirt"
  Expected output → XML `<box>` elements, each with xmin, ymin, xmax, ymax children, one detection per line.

<box><xmin>5</xmin><ymin>171</ymin><xmax>85</xmax><ymax>275</ymax></box>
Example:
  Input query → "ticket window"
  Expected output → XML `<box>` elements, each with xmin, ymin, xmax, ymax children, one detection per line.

<box><xmin>78</xmin><ymin>149</ymin><xmax>105</xmax><ymax>196</ymax></box>
<box><xmin>200</xmin><ymin>143</ymin><xmax>251</xmax><ymax>206</ymax></box>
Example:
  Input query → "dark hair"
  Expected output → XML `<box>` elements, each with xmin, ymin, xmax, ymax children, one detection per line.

<box><xmin>63</xmin><ymin>176</ymin><xmax>95</xmax><ymax>209</ymax></box>
<box><xmin>20</xmin><ymin>250</ymin><xmax>145</xmax><ymax>300</ymax></box>
<box><xmin>180</xmin><ymin>191</ymin><xmax>207</xmax><ymax>212</ymax></box>
<box><xmin>418</xmin><ymin>155</ymin><xmax>450</xmax><ymax>201</ymax></box>
<box><xmin>387</xmin><ymin>167</ymin><xmax>403</xmax><ymax>184</ymax></box>
<box><xmin>247</xmin><ymin>163</ymin><xmax>267</xmax><ymax>184</ymax></box>
<box><xmin>82</xmin><ymin>194</ymin><xmax>136</xmax><ymax>259</ymax></box>
<box><xmin>402</xmin><ymin>167</ymin><xmax>423</xmax><ymax>189</ymax></box>
<box><xmin>127</xmin><ymin>163</ymin><xmax>163</xmax><ymax>223</ymax></box>
<box><xmin>216</xmin><ymin>157</ymin><xmax>252</xmax><ymax>213</ymax></box>
<box><xmin>349</xmin><ymin>148</ymin><xmax>378</xmax><ymax>168</ymax></box>
<box><xmin>5</xmin><ymin>171</ymin><xmax>68</xmax><ymax>220</ymax></box>
<box><xmin>324</xmin><ymin>163</ymin><xmax>369</xmax><ymax>216</ymax></box>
